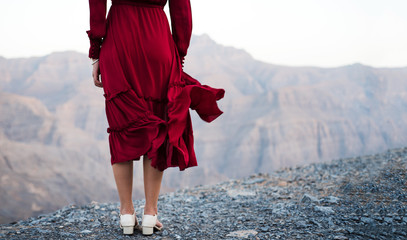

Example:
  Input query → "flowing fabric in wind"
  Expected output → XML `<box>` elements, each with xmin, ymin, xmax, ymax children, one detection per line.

<box><xmin>87</xmin><ymin>0</ymin><xmax>224</xmax><ymax>171</ymax></box>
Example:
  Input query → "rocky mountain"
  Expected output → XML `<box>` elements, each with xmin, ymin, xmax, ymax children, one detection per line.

<box><xmin>1</xmin><ymin>34</ymin><xmax>407</xmax><ymax>223</ymax></box>
<box><xmin>1</xmin><ymin>147</ymin><xmax>406</xmax><ymax>239</ymax></box>
<box><xmin>186</xmin><ymin>35</ymin><xmax>407</xmax><ymax>177</ymax></box>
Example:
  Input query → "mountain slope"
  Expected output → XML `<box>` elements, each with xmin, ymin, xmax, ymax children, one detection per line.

<box><xmin>1</xmin><ymin>147</ymin><xmax>406</xmax><ymax>239</ymax></box>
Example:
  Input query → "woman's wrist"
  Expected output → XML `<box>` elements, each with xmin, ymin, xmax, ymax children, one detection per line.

<box><xmin>91</xmin><ymin>58</ymin><xmax>99</xmax><ymax>65</ymax></box>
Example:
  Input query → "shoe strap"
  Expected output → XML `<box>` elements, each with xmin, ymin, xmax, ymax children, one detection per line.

<box><xmin>142</xmin><ymin>214</ymin><xmax>157</xmax><ymax>227</ymax></box>
<box><xmin>120</xmin><ymin>212</ymin><xmax>136</xmax><ymax>227</ymax></box>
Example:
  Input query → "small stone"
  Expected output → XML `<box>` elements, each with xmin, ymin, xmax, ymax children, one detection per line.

<box><xmin>271</xmin><ymin>203</ymin><xmax>288</xmax><ymax>215</ymax></box>
<box><xmin>227</xmin><ymin>189</ymin><xmax>256</xmax><ymax>198</ymax></box>
<box><xmin>361</xmin><ymin>217</ymin><xmax>374</xmax><ymax>224</ymax></box>
<box><xmin>314</xmin><ymin>205</ymin><xmax>334</xmax><ymax>214</ymax></box>
<box><xmin>244</xmin><ymin>178</ymin><xmax>266</xmax><ymax>185</ymax></box>
<box><xmin>227</xmin><ymin>230</ymin><xmax>258</xmax><ymax>238</ymax></box>
<box><xmin>346</xmin><ymin>227</ymin><xmax>355</xmax><ymax>233</ymax></box>
<box><xmin>334</xmin><ymin>228</ymin><xmax>347</xmax><ymax>233</ymax></box>
<box><xmin>324</xmin><ymin>196</ymin><xmax>340</xmax><ymax>204</ymax></box>
<box><xmin>296</xmin><ymin>220</ymin><xmax>308</xmax><ymax>228</ymax></box>
<box><xmin>278</xmin><ymin>180</ymin><xmax>288</xmax><ymax>187</ymax></box>
<box><xmin>309</xmin><ymin>219</ymin><xmax>322</xmax><ymax>228</ymax></box>
<box><xmin>384</xmin><ymin>217</ymin><xmax>393</xmax><ymax>223</ymax></box>
<box><xmin>162</xmin><ymin>230</ymin><xmax>168</xmax><ymax>236</ymax></box>
<box><xmin>92</xmin><ymin>222</ymin><xmax>101</xmax><ymax>228</ymax></box>
<box><xmin>36</xmin><ymin>229</ymin><xmax>51</xmax><ymax>234</ymax></box>
<box><xmin>80</xmin><ymin>230</ymin><xmax>92</xmax><ymax>234</ymax></box>
<box><xmin>301</xmin><ymin>194</ymin><xmax>320</xmax><ymax>204</ymax></box>
<box><xmin>66</xmin><ymin>218</ymin><xmax>75</xmax><ymax>223</ymax></box>
<box><xmin>60</xmin><ymin>232</ymin><xmax>76</xmax><ymax>237</ymax></box>
<box><xmin>333</xmin><ymin>236</ymin><xmax>348</xmax><ymax>240</ymax></box>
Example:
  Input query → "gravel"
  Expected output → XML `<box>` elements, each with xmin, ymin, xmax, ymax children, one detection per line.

<box><xmin>1</xmin><ymin>147</ymin><xmax>406</xmax><ymax>239</ymax></box>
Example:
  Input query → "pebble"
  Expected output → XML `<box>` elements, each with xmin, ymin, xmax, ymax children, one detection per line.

<box><xmin>384</xmin><ymin>217</ymin><xmax>393</xmax><ymax>223</ymax></box>
<box><xmin>314</xmin><ymin>205</ymin><xmax>335</xmax><ymax>214</ymax></box>
<box><xmin>244</xmin><ymin>178</ymin><xmax>266</xmax><ymax>185</ymax></box>
<box><xmin>1</xmin><ymin>147</ymin><xmax>406</xmax><ymax>239</ymax></box>
<box><xmin>226</xmin><ymin>229</ymin><xmax>258</xmax><ymax>238</ymax></box>
<box><xmin>301</xmin><ymin>193</ymin><xmax>320</xmax><ymax>204</ymax></box>
<box><xmin>296</xmin><ymin>220</ymin><xmax>308</xmax><ymax>228</ymax></box>
<box><xmin>360</xmin><ymin>217</ymin><xmax>374</xmax><ymax>224</ymax></box>
<box><xmin>227</xmin><ymin>189</ymin><xmax>256</xmax><ymax>198</ymax></box>
<box><xmin>323</xmin><ymin>196</ymin><xmax>341</xmax><ymax>204</ymax></box>
<box><xmin>333</xmin><ymin>235</ymin><xmax>348</xmax><ymax>240</ymax></box>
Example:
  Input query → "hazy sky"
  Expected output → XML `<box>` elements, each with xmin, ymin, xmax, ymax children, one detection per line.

<box><xmin>0</xmin><ymin>0</ymin><xmax>406</xmax><ymax>67</ymax></box>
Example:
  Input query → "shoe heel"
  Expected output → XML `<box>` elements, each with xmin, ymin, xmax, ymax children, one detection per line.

<box><xmin>123</xmin><ymin>226</ymin><xmax>134</xmax><ymax>235</ymax></box>
<box><xmin>142</xmin><ymin>226</ymin><xmax>153</xmax><ymax>235</ymax></box>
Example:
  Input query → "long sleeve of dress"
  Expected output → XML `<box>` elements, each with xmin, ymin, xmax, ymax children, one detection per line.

<box><xmin>169</xmin><ymin>0</ymin><xmax>192</xmax><ymax>64</ymax></box>
<box><xmin>87</xmin><ymin>0</ymin><xmax>107</xmax><ymax>59</ymax></box>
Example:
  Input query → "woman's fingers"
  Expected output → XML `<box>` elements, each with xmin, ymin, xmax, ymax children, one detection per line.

<box><xmin>92</xmin><ymin>62</ymin><xmax>103</xmax><ymax>88</ymax></box>
<box><xmin>94</xmin><ymin>78</ymin><xmax>103</xmax><ymax>88</ymax></box>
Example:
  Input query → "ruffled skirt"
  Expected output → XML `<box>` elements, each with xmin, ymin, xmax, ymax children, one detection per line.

<box><xmin>99</xmin><ymin>3</ymin><xmax>224</xmax><ymax>171</ymax></box>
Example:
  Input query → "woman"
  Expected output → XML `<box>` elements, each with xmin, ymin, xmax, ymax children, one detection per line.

<box><xmin>86</xmin><ymin>0</ymin><xmax>224</xmax><ymax>236</ymax></box>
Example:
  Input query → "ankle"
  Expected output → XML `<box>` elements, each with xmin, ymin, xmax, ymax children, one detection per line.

<box><xmin>120</xmin><ymin>206</ymin><xmax>135</xmax><ymax>215</ymax></box>
<box><xmin>143</xmin><ymin>206</ymin><xmax>157</xmax><ymax>215</ymax></box>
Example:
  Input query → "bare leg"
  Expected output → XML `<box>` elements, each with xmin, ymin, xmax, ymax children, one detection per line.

<box><xmin>143</xmin><ymin>156</ymin><xmax>163</xmax><ymax>227</ymax></box>
<box><xmin>112</xmin><ymin>161</ymin><xmax>135</xmax><ymax>215</ymax></box>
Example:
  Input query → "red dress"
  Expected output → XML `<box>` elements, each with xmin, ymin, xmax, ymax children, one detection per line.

<box><xmin>87</xmin><ymin>0</ymin><xmax>224</xmax><ymax>171</ymax></box>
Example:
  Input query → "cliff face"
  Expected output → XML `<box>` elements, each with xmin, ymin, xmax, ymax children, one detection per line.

<box><xmin>1</xmin><ymin>147</ymin><xmax>406</xmax><ymax>239</ymax></box>
<box><xmin>1</xmin><ymin>35</ymin><xmax>407</xmax><ymax>224</ymax></box>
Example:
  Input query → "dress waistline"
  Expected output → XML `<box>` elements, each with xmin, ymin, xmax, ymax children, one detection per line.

<box><xmin>111</xmin><ymin>0</ymin><xmax>164</xmax><ymax>9</ymax></box>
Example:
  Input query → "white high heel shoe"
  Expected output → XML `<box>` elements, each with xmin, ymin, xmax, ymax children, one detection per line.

<box><xmin>142</xmin><ymin>211</ymin><xmax>163</xmax><ymax>235</ymax></box>
<box><xmin>120</xmin><ymin>212</ymin><xmax>137</xmax><ymax>235</ymax></box>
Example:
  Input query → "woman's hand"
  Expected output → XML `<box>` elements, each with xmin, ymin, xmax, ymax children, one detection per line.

<box><xmin>92</xmin><ymin>60</ymin><xmax>103</xmax><ymax>88</ymax></box>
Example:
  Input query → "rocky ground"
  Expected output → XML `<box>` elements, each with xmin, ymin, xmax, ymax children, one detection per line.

<box><xmin>1</xmin><ymin>147</ymin><xmax>407</xmax><ymax>239</ymax></box>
